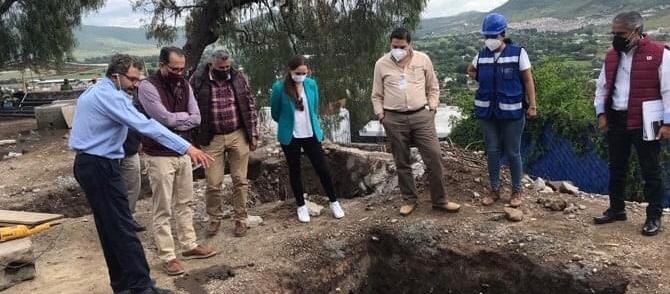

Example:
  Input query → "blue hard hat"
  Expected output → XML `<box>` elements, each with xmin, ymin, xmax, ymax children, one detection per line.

<box><xmin>481</xmin><ymin>13</ymin><xmax>508</xmax><ymax>36</ymax></box>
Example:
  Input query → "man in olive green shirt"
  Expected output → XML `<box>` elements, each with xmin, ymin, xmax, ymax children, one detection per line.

<box><xmin>371</xmin><ymin>27</ymin><xmax>460</xmax><ymax>216</ymax></box>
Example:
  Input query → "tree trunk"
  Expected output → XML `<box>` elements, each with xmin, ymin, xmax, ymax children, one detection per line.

<box><xmin>182</xmin><ymin>0</ymin><xmax>220</xmax><ymax>74</ymax></box>
<box><xmin>183</xmin><ymin>0</ymin><xmax>259</xmax><ymax>74</ymax></box>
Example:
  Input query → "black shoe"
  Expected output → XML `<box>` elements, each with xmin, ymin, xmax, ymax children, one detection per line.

<box><xmin>138</xmin><ymin>287</ymin><xmax>174</xmax><ymax>294</ymax></box>
<box><xmin>133</xmin><ymin>220</ymin><xmax>146</xmax><ymax>232</ymax></box>
<box><xmin>642</xmin><ymin>218</ymin><xmax>662</xmax><ymax>236</ymax></box>
<box><xmin>593</xmin><ymin>209</ymin><xmax>627</xmax><ymax>225</ymax></box>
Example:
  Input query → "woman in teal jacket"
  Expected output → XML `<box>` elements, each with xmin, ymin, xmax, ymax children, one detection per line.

<box><xmin>270</xmin><ymin>55</ymin><xmax>345</xmax><ymax>223</ymax></box>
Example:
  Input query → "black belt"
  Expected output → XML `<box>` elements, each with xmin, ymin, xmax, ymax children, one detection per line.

<box><xmin>75</xmin><ymin>151</ymin><xmax>122</xmax><ymax>163</ymax></box>
<box><xmin>384</xmin><ymin>107</ymin><xmax>426</xmax><ymax>115</ymax></box>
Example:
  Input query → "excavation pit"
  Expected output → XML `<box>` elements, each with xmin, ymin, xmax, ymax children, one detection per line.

<box><xmin>279</xmin><ymin>225</ymin><xmax>630</xmax><ymax>294</ymax></box>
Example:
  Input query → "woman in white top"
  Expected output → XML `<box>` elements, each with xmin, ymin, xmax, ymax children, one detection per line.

<box><xmin>270</xmin><ymin>55</ymin><xmax>345</xmax><ymax>223</ymax></box>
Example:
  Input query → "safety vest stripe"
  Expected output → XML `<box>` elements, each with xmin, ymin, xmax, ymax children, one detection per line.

<box><xmin>475</xmin><ymin>100</ymin><xmax>491</xmax><ymax>107</ymax></box>
<box><xmin>498</xmin><ymin>102</ymin><xmax>523</xmax><ymax>111</ymax></box>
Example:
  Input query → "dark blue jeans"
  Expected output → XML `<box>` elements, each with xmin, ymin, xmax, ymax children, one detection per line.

<box><xmin>479</xmin><ymin>116</ymin><xmax>525</xmax><ymax>192</ymax></box>
<box><xmin>73</xmin><ymin>153</ymin><xmax>153</xmax><ymax>293</ymax></box>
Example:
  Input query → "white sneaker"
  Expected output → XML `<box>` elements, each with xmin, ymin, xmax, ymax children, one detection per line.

<box><xmin>297</xmin><ymin>205</ymin><xmax>310</xmax><ymax>223</ymax></box>
<box><xmin>330</xmin><ymin>201</ymin><xmax>345</xmax><ymax>219</ymax></box>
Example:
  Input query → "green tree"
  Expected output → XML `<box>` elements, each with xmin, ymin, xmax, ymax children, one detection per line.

<box><xmin>215</xmin><ymin>0</ymin><xmax>427</xmax><ymax>137</ymax></box>
<box><xmin>0</xmin><ymin>0</ymin><xmax>104</xmax><ymax>69</ymax></box>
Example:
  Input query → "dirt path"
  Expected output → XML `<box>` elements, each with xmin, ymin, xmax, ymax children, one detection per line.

<box><xmin>4</xmin><ymin>183</ymin><xmax>670</xmax><ymax>294</ymax></box>
<box><xmin>1</xmin><ymin>122</ymin><xmax>668</xmax><ymax>293</ymax></box>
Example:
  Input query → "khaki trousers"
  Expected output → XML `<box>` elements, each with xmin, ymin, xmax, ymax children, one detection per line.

<box><xmin>382</xmin><ymin>108</ymin><xmax>448</xmax><ymax>205</ymax></box>
<box><xmin>120</xmin><ymin>153</ymin><xmax>141</xmax><ymax>213</ymax></box>
<box><xmin>145</xmin><ymin>155</ymin><xmax>198</xmax><ymax>262</ymax></box>
<box><xmin>203</xmin><ymin>129</ymin><xmax>250</xmax><ymax>221</ymax></box>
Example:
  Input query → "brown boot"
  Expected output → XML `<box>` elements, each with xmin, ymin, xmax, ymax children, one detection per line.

<box><xmin>481</xmin><ymin>189</ymin><xmax>501</xmax><ymax>206</ymax></box>
<box><xmin>182</xmin><ymin>244</ymin><xmax>217</xmax><ymax>260</ymax></box>
<box><xmin>399</xmin><ymin>203</ymin><xmax>417</xmax><ymax>216</ymax></box>
<box><xmin>206</xmin><ymin>220</ymin><xmax>221</xmax><ymax>236</ymax></box>
<box><xmin>233</xmin><ymin>220</ymin><xmax>248</xmax><ymax>237</ymax></box>
<box><xmin>433</xmin><ymin>202</ymin><xmax>461</xmax><ymax>213</ymax></box>
<box><xmin>162</xmin><ymin>259</ymin><xmax>184</xmax><ymax>276</ymax></box>
<box><xmin>509</xmin><ymin>190</ymin><xmax>524</xmax><ymax>208</ymax></box>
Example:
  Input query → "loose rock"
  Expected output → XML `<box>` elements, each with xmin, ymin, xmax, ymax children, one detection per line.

<box><xmin>245</xmin><ymin>215</ymin><xmax>264</xmax><ymax>228</ymax></box>
<box><xmin>305</xmin><ymin>200</ymin><xmax>324</xmax><ymax>217</ymax></box>
<box><xmin>533</xmin><ymin>177</ymin><xmax>546</xmax><ymax>191</ymax></box>
<box><xmin>559</xmin><ymin>182</ymin><xmax>580</xmax><ymax>195</ymax></box>
<box><xmin>504</xmin><ymin>208</ymin><xmax>524</xmax><ymax>222</ymax></box>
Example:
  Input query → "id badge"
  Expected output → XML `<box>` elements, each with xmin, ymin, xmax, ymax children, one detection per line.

<box><xmin>399</xmin><ymin>74</ymin><xmax>407</xmax><ymax>90</ymax></box>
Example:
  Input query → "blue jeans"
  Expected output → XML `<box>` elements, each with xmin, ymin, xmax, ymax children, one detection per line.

<box><xmin>479</xmin><ymin>117</ymin><xmax>525</xmax><ymax>192</ymax></box>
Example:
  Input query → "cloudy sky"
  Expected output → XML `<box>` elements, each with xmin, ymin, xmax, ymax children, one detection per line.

<box><xmin>83</xmin><ymin>0</ymin><xmax>508</xmax><ymax>28</ymax></box>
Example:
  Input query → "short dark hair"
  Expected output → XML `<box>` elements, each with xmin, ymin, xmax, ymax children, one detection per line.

<box><xmin>390</xmin><ymin>27</ymin><xmax>412</xmax><ymax>43</ymax></box>
<box><xmin>106</xmin><ymin>54</ymin><xmax>143</xmax><ymax>77</ymax></box>
<box><xmin>159</xmin><ymin>46</ymin><xmax>185</xmax><ymax>64</ymax></box>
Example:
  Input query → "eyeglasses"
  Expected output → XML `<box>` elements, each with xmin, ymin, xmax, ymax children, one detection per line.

<box><xmin>118</xmin><ymin>73</ymin><xmax>141</xmax><ymax>85</ymax></box>
<box><xmin>164</xmin><ymin>64</ymin><xmax>186</xmax><ymax>73</ymax></box>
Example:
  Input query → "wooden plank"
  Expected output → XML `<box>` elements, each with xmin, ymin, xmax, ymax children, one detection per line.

<box><xmin>0</xmin><ymin>210</ymin><xmax>63</xmax><ymax>226</ymax></box>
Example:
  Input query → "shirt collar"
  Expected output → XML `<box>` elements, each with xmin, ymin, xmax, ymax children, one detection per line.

<box><xmin>101</xmin><ymin>77</ymin><xmax>116</xmax><ymax>88</ymax></box>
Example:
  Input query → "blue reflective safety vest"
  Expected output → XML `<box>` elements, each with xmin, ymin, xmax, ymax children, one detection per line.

<box><xmin>474</xmin><ymin>44</ymin><xmax>525</xmax><ymax>120</ymax></box>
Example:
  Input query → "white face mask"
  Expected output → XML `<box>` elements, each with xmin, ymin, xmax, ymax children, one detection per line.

<box><xmin>485</xmin><ymin>39</ymin><xmax>503</xmax><ymax>51</ymax></box>
<box><xmin>292</xmin><ymin>74</ymin><xmax>306</xmax><ymax>83</ymax></box>
<box><xmin>113</xmin><ymin>74</ymin><xmax>132</xmax><ymax>98</ymax></box>
<box><xmin>391</xmin><ymin>48</ymin><xmax>407</xmax><ymax>61</ymax></box>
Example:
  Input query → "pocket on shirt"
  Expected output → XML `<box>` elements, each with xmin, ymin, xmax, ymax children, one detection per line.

<box><xmin>408</xmin><ymin>66</ymin><xmax>425</xmax><ymax>83</ymax></box>
<box><xmin>502</xmin><ymin>67</ymin><xmax>517</xmax><ymax>80</ymax></box>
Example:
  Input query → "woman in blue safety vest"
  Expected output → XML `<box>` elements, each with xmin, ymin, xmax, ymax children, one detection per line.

<box><xmin>467</xmin><ymin>13</ymin><xmax>538</xmax><ymax>208</ymax></box>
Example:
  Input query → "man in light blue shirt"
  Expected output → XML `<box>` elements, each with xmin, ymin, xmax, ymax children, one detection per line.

<box><xmin>69</xmin><ymin>54</ymin><xmax>212</xmax><ymax>294</ymax></box>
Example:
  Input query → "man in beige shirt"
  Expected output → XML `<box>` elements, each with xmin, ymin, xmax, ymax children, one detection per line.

<box><xmin>371</xmin><ymin>27</ymin><xmax>461</xmax><ymax>216</ymax></box>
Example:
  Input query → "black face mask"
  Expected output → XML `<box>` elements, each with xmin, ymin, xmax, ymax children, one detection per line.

<box><xmin>612</xmin><ymin>35</ymin><xmax>632</xmax><ymax>53</ymax></box>
<box><xmin>212</xmin><ymin>68</ymin><xmax>231</xmax><ymax>81</ymax></box>
<box><xmin>162</xmin><ymin>70</ymin><xmax>183</xmax><ymax>84</ymax></box>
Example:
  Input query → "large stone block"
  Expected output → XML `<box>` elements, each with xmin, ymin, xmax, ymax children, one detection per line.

<box><xmin>0</xmin><ymin>238</ymin><xmax>36</xmax><ymax>291</ymax></box>
<box><xmin>34</xmin><ymin>104</ymin><xmax>69</xmax><ymax>130</ymax></box>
